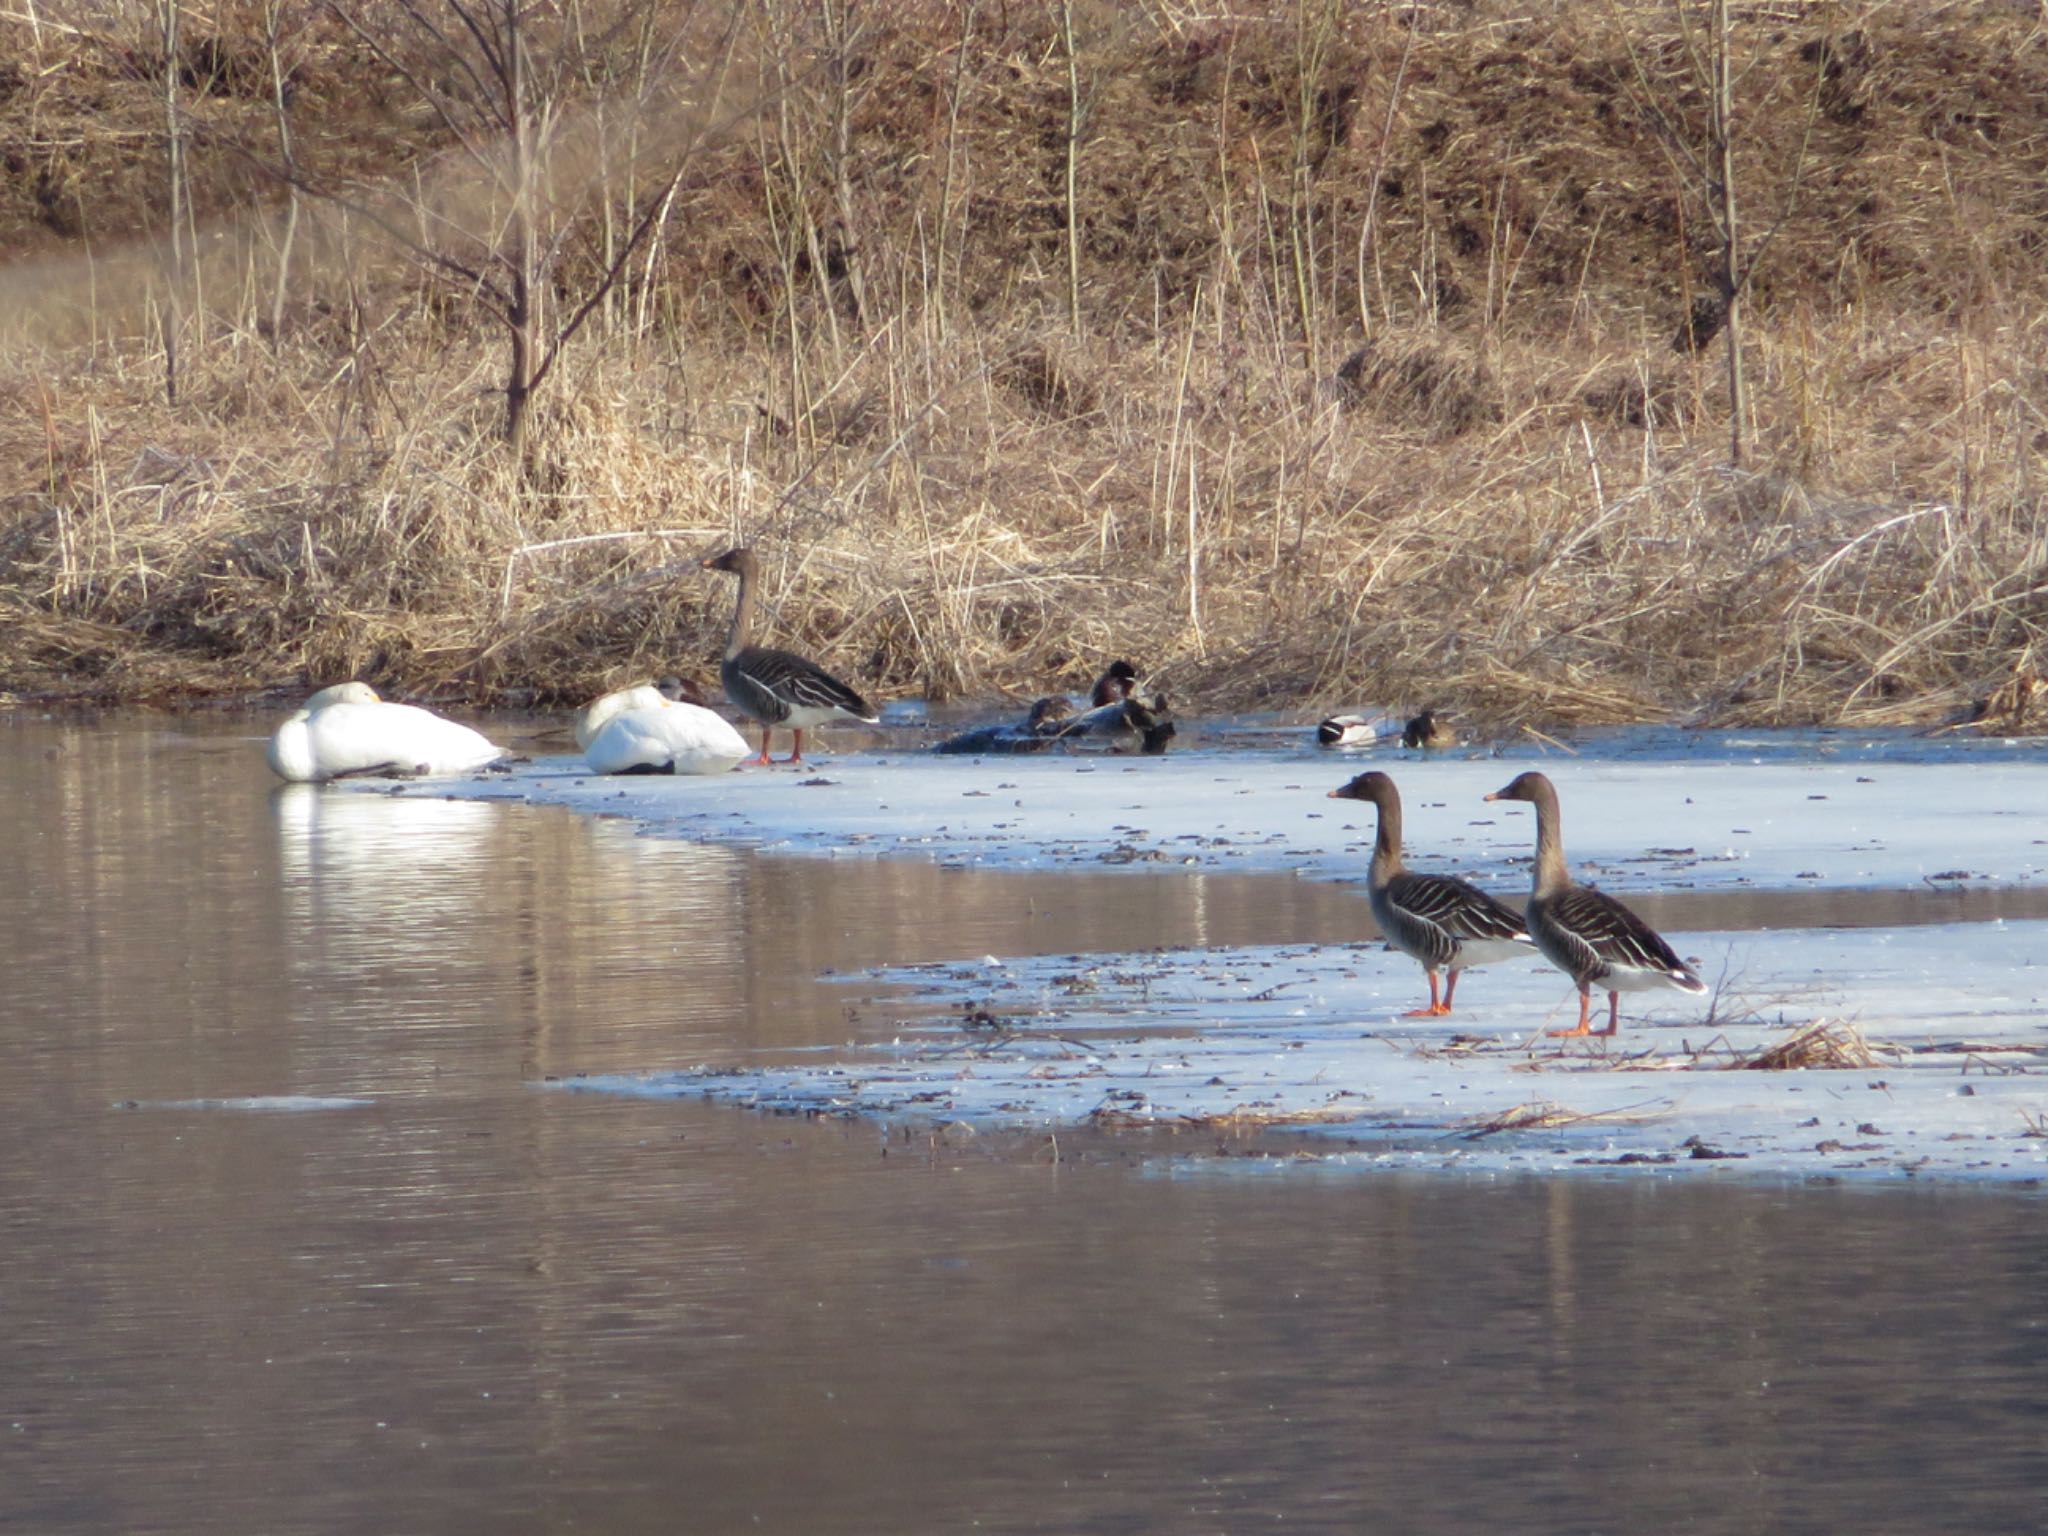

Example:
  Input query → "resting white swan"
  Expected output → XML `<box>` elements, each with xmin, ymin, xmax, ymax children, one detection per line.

<box><xmin>584</xmin><ymin>699</ymin><xmax>750</xmax><ymax>775</ymax></box>
<box><xmin>575</xmin><ymin>680</ymin><xmax>679</xmax><ymax>751</ymax></box>
<box><xmin>266</xmin><ymin>682</ymin><xmax>505</xmax><ymax>783</ymax></box>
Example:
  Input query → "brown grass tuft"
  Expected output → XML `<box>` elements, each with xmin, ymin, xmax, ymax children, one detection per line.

<box><xmin>1732</xmin><ymin>1019</ymin><xmax>1885</xmax><ymax>1071</ymax></box>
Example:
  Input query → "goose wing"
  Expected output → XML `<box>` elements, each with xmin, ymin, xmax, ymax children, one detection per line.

<box><xmin>730</xmin><ymin>646</ymin><xmax>875</xmax><ymax>722</ymax></box>
<box><xmin>1380</xmin><ymin>871</ymin><xmax>1529</xmax><ymax>968</ymax></box>
<box><xmin>1542</xmin><ymin>884</ymin><xmax>1701</xmax><ymax>989</ymax></box>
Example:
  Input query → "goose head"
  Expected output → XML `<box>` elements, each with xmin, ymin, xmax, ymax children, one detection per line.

<box><xmin>1327</xmin><ymin>770</ymin><xmax>1394</xmax><ymax>805</ymax></box>
<box><xmin>701</xmin><ymin>546</ymin><xmax>760</xmax><ymax>580</ymax></box>
<box><xmin>1484</xmin><ymin>770</ymin><xmax>1553</xmax><ymax>805</ymax></box>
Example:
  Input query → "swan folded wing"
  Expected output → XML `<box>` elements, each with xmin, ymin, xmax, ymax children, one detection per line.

<box><xmin>1545</xmin><ymin>886</ymin><xmax>1704</xmax><ymax>991</ymax></box>
<box><xmin>585</xmin><ymin>705</ymin><xmax>749</xmax><ymax>775</ymax></box>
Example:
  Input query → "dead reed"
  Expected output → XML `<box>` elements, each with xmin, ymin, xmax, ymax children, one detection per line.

<box><xmin>1730</xmin><ymin>1019</ymin><xmax>1885</xmax><ymax>1071</ymax></box>
<box><xmin>3</xmin><ymin>2</ymin><xmax>2046</xmax><ymax>719</ymax></box>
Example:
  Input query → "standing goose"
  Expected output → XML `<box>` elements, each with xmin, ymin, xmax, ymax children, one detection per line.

<box><xmin>701</xmin><ymin>546</ymin><xmax>878</xmax><ymax>765</ymax></box>
<box><xmin>1328</xmin><ymin>771</ymin><xmax>1532</xmax><ymax>1016</ymax></box>
<box><xmin>1483</xmin><ymin>771</ymin><xmax>1706</xmax><ymax>1037</ymax></box>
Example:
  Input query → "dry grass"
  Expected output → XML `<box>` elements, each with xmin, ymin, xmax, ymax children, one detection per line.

<box><xmin>3</xmin><ymin>2</ymin><xmax>2047</xmax><ymax>718</ymax></box>
<box><xmin>1731</xmin><ymin>1018</ymin><xmax>1887</xmax><ymax>1070</ymax></box>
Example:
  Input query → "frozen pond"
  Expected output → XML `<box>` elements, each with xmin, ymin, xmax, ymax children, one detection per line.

<box><xmin>3</xmin><ymin>711</ymin><xmax>2045</xmax><ymax>1533</ymax></box>
<box><xmin>441</xmin><ymin>721</ymin><xmax>2048</xmax><ymax>1185</ymax></box>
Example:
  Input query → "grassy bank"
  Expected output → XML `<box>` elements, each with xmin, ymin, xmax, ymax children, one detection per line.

<box><xmin>2</xmin><ymin>0</ymin><xmax>2045</xmax><ymax>727</ymax></box>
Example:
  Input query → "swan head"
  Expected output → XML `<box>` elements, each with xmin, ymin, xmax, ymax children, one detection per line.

<box><xmin>655</xmin><ymin>674</ymin><xmax>712</xmax><ymax>708</ymax></box>
<box><xmin>304</xmin><ymin>681</ymin><xmax>381</xmax><ymax>711</ymax></box>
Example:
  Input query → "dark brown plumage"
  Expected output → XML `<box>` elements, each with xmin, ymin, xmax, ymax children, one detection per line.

<box><xmin>1329</xmin><ymin>771</ymin><xmax>1530</xmax><ymax>1016</ymax></box>
<box><xmin>1484</xmin><ymin>771</ymin><xmax>1706</xmax><ymax>1037</ymax></box>
<box><xmin>702</xmin><ymin>546</ymin><xmax>877</xmax><ymax>765</ymax></box>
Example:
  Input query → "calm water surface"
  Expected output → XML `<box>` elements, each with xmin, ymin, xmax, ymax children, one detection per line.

<box><xmin>2</xmin><ymin>713</ymin><xmax>2043</xmax><ymax>1535</ymax></box>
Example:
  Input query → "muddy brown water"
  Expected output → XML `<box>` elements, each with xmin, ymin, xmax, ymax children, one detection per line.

<box><xmin>3</xmin><ymin>713</ymin><xmax>2043</xmax><ymax>1535</ymax></box>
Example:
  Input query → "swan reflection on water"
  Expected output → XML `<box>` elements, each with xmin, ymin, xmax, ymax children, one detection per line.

<box><xmin>270</xmin><ymin>784</ymin><xmax>750</xmax><ymax>1060</ymax></box>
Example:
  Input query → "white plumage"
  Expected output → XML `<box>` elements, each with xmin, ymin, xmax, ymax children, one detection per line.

<box><xmin>266</xmin><ymin>682</ymin><xmax>503</xmax><ymax>783</ymax></box>
<box><xmin>583</xmin><ymin>701</ymin><xmax>750</xmax><ymax>775</ymax></box>
<box><xmin>575</xmin><ymin>683</ymin><xmax>675</xmax><ymax>751</ymax></box>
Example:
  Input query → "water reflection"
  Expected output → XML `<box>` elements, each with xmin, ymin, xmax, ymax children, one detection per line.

<box><xmin>2</xmin><ymin>716</ymin><xmax>2045</xmax><ymax>1536</ymax></box>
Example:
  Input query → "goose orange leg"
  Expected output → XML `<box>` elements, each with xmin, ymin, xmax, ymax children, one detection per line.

<box><xmin>782</xmin><ymin>727</ymin><xmax>807</xmax><ymax>765</ymax></box>
<box><xmin>1404</xmin><ymin>969</ymin><xmax>1453</xmax><ymax>1018</ymax></box>
<box><xmin>751</xmin><ymin>727</ymin><xmax>775</xmax><ymax>767</ymax></box>
<box><xmin>1547</xmin><ymin>988</ymin><xmax>1597</xmax><ymax>1038</ymax></box>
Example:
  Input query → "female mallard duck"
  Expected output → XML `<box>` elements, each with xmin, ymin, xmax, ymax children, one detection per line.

<box><xmin>1401</xmin><ymin>708</ymin><xmax>1455</xmax><ymax>750</ymax></box>
<box><xmin>1328</xmin><ymin>771</ymin><xmax>1531</xmax><ymax>1016</ymax></box>
<box><xmin>702</xmin><ymin>546</ymin><xmax>878</xmax><ymax>765</ymax></box>
<box><xmin>1484</xmin><ymin>771</ymin><xmax>1706</xmax><ymax>1037</ymax></box>
<box><xmin>266</xmin><ymin>682</ymin><xmax>504</xmax><ymax>783</ymax></box>
<box><xmin>1089</xmin><ymin>659</ymin><xmax>1139</xmax><ymax>708</ymax></box>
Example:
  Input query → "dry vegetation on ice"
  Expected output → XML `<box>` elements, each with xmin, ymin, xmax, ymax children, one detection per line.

<box><xmin>3</xmin><ymin>2</ymin><xmax>2047</xmax><ymax>730</ymax></box>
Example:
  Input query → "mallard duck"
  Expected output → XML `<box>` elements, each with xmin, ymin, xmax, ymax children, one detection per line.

<box><xmin>266</xmin><ymin>682</ymin><xmax>504</xmax><ymax>783</ymax></box>
<box><xmin>1484</xmin><ymin>771</ymin><xmax>1707</xmax><ymax>1037</ymax></box>
<box><xmin>1089</xmin><ymin>659</ymin><xmax>1139</xmax><ymax>708</ymax></box>
<box><xmin>1401</xmin><ymin>708</ymin><xmax>1455</xmax><ymax>750</ymax></box>
<box><xmin>1328</xmin><ymin>771</ymin><xmax>1531</xmax><ymax>1016</ymax></box>
<box><xmin>701</xmin><ymin>547</ymin><xmax>879</xmax><ymax>765</ymax></box>
<box><xmin>1317</xmin><ymin>713</ymin><xmax>1397</xmax><ymax>748</ymax></box>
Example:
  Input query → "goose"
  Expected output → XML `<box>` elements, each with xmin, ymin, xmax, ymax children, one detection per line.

<box><xmin>266</xmin><ymin>682</ymin><xmax>504</xmax><ymax>783</ymax></box>
<box><xmin>702</xmin><ymin>546</ymin><xmax>878</xmax><ymax>765</ymax></box>
<box><xmin>1483</xmin><ymin>771</ymin><xmax>1706</xmax><ymax>1037</ymax></box>
<box><xmin>1328</xmin><ymin>771</ymin><xmax>1532</xmax><ymax>1016</ymax></box>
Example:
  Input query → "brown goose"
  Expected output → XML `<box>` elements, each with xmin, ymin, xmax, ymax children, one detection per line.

<box><xmin>701</xmin><ymin>547</ymin><xmax>878</xmax><ymax>765</ymax></box>
<box><xmin>1328</xmin><ymin>771</ymin><xmax>1532</xmax><ymax>1017</ymax></box>
<box><xmin>1483</xmin><ymin>771</ymin><xmax>1706</xmax><ymax>1037</ymax></box>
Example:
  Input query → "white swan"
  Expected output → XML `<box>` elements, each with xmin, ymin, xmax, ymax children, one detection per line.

<box><xmin>266</xmin><ymin>682</ymin><xmax>505</xmax><ymax>783</ymax></box>
<box><xmin>584</xmin><ymin>699</ymin><xmax>750</xmax><ymax>775</ymax></box>
<box><xmin>575</xmin><ymin>680</ymin><xmax>678</xmax><ymax>751</ymax></box>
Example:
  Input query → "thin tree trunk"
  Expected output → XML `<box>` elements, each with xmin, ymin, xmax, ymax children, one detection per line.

<box><xmin>823</xmin><ymin>0</ymin><xmax>867</xmax><ymax>332</ymax></box>
<box><xmin>504</xmin><ymin>0</ymin><xmax>537</xmax><ymax>462</ymax></box>
<box><xmin>1712</xmin><ymin>0</ymin><xmax>1746</xmax><ymax>465</ymax></box>
<box><xmin>263</xmin><ymin>0</ymin><xmax>300</xmax><ymax>348</ymax></box>
<box><xmin>1057</xmin><ymin>0</ymin><xmax>1082</xmax><ymax>340</ymax></box>
<box><xmin>160</xmin><ymin>0</ymin><xmax>184</xmax><ymax>406</ymax></box>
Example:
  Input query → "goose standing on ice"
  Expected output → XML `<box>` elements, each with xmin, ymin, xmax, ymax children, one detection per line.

<box><xmin>701</xmin><ymin>547</ymin><xmax>878</xmax><ymax>765</ymax></box>
<box><xmin>1484</xmin><ymin>770</ymin><xmax>1706</xmax><ymax>1037</ymax></box>
<box><xmin>266</xmin><ymin>682</ymin><xmax>504</xmax><ymax>783</ymax></box>
<box><xmin>1328</xmin><ymin>771</ymin><xmax>1531</xmax><ymax>1016</ymax></box>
